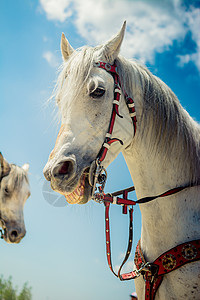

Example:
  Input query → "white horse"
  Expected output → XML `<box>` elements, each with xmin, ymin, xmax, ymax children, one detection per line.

<box><xmin>0</xmin><ymin>152</ymin><xmax>30</xmax><ymax>243</ymax></box>
<box><xmin>43</xmin><ymin>23</ymin><xmax>200</xmax><ymax>299</ymax></box>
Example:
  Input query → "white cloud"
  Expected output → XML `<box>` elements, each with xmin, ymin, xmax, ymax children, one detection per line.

<box><xmin>40</xmin><ymin>0</ymin><xmax>72</xmax><ymax>22</ymax></box>
<box><xmin>39</xmin><ymin>0</ymin><xmax>200</xmax><ymax>70</ymax></box>
<box><xmin>177</xmin><ymin>53</ymin><xmax>200</xmax><ymax>71</ymax></box>
<box><xmin>72</xmin><ymin>0</ymin><xmax>187</xmax><ymax>63</ymax></box>
<box><xmin>177</xmin><ymin>6</ymin><xmax>200</xmax><ymax>71</ymax></box>
<box><xmin>43</xmin><ymin>51</ymin><xmax>60</xmax><ymax>68</ymax></box>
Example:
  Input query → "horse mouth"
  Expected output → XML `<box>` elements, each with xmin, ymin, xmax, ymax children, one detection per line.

<box><xmin>62</xmin><ymin>173</ymin><xmax>86</xmax><ymax>204</ymax></box>
<box><xmin>62</xmin><ymin>167</ymin><xmax>95</xmax><ymax>204</ymax></box>
<box><xmin>50</xmin><ymin>161</ymin><xmax>97</xmax><ymax>204</ymax></box>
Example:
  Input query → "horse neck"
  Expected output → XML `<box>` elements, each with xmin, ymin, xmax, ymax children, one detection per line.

<box><xmin>123</xmin><ymin>133</ymin><xmax>200</xmax><ymax>261</ymax></box>
<box><xmin>121</xmin><ymin>82</ymin><xmax>200</xmax><ymax>260</ymax></box>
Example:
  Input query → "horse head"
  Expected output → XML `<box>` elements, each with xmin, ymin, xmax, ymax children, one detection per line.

<box><xmin>0</xmin><ymin>153</ymin><xmax>30</xmax><ymax>243</ymax></box>
<box><xmin>43</xmin><ymin>22</ymin><xmax>134</xmax><ymax>204</ymax></box>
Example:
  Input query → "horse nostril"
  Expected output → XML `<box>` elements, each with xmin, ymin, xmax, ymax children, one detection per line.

<box><xmin>11</xmin><ymin>230</ymin><xmax>18</xmax><ymax>237</ymax></box>
<box><xmin>52</xmin><ymin>160</ymin><xmax>75</xmax><ymax>179</ymax></box>
<box><xmin>9</xmin><ymin>230</ymin><xmax>18</xmax><ymax>242</ymax></box>
<box><xmin>58</xmin><ymin>161</ymin><xmax>73</xmax><ymax>175</ymax></box>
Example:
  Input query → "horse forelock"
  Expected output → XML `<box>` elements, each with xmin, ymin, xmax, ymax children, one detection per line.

<box><xmin>8</xmin><ymin>165</ymin><xmax>29</xmax><ymax>190</ymax></box>
<box><xmin>55</xmin><ymin>46</ymin><xmax>97</xmax><ymax>105</ymax></box>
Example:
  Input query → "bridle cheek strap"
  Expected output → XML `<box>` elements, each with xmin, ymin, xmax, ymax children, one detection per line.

<box><xmin>94</xmin><ymin>61</ymin><xmax>137</xmax><ymax>163</ymax></box>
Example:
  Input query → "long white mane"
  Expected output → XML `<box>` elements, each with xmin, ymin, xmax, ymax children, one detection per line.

<box><xmin>54</xmin><ymin>46</ymin><xmax>200</xmax><ymax>185</ymax></box>
<box><xmin>116</xmin><ymin>55</ymin><xmax>200</xmax><ymax>185</ymax></box>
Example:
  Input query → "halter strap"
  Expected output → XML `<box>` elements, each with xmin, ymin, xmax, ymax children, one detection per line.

<box><xmin>94</xmin><ymin>61</ymin><xmax>137</xmax><ymax>163</ymax></box>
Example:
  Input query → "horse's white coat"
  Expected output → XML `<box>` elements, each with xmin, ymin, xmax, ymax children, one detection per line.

<box><xmin>44</xmin><ymin>23</ymin><xmax>200</xmax><ymax>299</ymax></box>
<box><xmin>0</xmin><ymin>153</ymin><xmax>30</xmax><ymax>243</ymax></box>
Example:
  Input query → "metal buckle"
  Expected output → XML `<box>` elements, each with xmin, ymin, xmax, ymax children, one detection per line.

<box><xmin>137</xmin><ymin>262</ymin><xmax>159</xmax><ymax>283</ymax></box>
<box><xmin>136</xmin><ymin>262</ymin><xmax>151</xmax><ymax>275</ymax></box>
<box><xmin>92</xmin><ymin>160</ymin><xmax>107</xmax><ymax>203</ymax></box>
<box><xmin>93</xmin><ymin>193</ymin><xmax>104</xmax><ymax>204</ymax></box>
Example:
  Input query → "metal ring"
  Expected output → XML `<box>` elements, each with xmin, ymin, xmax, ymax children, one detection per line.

<box><xmin>105</xmin><ymin>63</ymin><xmax>111</xmax><ymax>71</ymax></box>
<box><xmin>94</xmin><ymin>62</ymin><xmax>100</xmax><ymax>67</ymax></box>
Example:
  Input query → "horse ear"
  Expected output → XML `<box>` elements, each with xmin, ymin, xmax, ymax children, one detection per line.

<box><xmin>101</xmin><ymin>21</ymin><xmax>126</xmax><ymax>64</ymax></box>
<box><xmin>22</xmin><ymin>163</ymin><xmax>29</xmax><ymax>173</ymax></box>
<box><xmin>0</xmin><ymin>152</ymin><xmax>11</xmax><ymax>178</ymax></box>
<box><xmin>61</xmin><ymin>33</ymin><xmax>74</xmax><ymax>61</ymax></box>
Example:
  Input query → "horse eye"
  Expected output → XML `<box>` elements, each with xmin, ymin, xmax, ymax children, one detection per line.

<box><xmin>90</xmin><ymin>87</ymin><xmax>105</xmax><ymax>98</ymax></box>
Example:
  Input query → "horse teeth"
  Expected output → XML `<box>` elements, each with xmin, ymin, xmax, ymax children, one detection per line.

<box><xmin>65</xmin><ymin>174</ymin><xmax>85</xmax><ymax>204</ymax></box>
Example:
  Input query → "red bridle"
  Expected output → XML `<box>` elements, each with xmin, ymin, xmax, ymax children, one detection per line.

<box><xmin>91</xmin><ymin>61</ymin><xmax>200</xmax><ymax>299</ymax></box>
<box><xmin>93</xmin><ymin>61</ymin><xmax>137</xmax><ymax>163</ymax></box>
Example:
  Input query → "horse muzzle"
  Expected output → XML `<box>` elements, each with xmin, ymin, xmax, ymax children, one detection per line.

<box><xmin>0</xmin><ymin>219</ymin><xmax>26</xmax><ymax>244</ymax></box>
<box><xmin>43</xmin><ymin>155</ymin><xmax>94</xmax><ymax>204</ymax></box>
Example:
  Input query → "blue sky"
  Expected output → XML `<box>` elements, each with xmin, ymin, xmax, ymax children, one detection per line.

<box><xmin>0</xmin><ymin>0</ymin><xmax>199</xmax><ymax>299</ymax></box>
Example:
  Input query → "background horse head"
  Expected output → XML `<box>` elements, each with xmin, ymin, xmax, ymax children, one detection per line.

<box><xmin>43</xmin><ymin>23</ymin><xmax>200</xmax><ymax>298</ymax></box>
<box><xmin>0</xmin><ymin>153</ymin><xmax>30</xmax><ymax>243</ymax></box>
